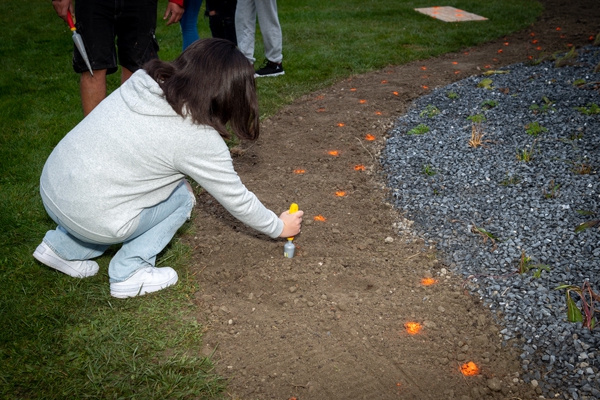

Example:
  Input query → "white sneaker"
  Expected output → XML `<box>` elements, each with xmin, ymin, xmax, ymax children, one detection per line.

<box><xmin>33</xmin><ymin>242</ymin><xmax>99</xmax><ymax>278</ymax></box>
<box><xmin>110</xmin><ymin>267</ymin><xmax>178</xmax><ymax>298</ymax></box>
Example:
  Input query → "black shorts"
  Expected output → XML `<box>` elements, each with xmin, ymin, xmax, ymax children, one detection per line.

<box><xmin>73</xmin><ymin>0</ymin><xmax>160</xmax><ymax>75</ymax></box>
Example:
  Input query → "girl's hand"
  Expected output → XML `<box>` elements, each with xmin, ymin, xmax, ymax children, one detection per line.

<box><xmin>278</xmin><ymin>209</ymin><xmax>304</xmax><ymax>238</ymax></box>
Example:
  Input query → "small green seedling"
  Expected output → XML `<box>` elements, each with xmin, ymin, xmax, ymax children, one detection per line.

<box><xmin>518</xmin><ymin>251</ymin><xmax>550</xmax><ymax>278</ymax></box>
<box><xmin>543</xmin><ymin>180</ymin><xmax>560</xmax><ymax>199</ymax></box>
<box><xmin>568</xmin><ymin>131</ymin><xmax>584</xmax><ymax>140</ymax></box>
<box><xmin>447</xmin><ymin>91</ymin><xmax>459</xmax><ymax>99</ymax></box>
<box><xmin>481</xmin><ymin>99</ymin><xmax>498</xmax><ymax>110</ymax></box>
<box><xmin>572</xmin><ymin>78</ymin><xmax>586</xmax><ymax>86</ymax></box>
<box><xmin>516</xmin><ymin>148</ymin><xmax>534</xmax><ymax>162</ymax></box>
<box><xmin>482</xmin><ymin>70</ymin><xmax>509</xmax><ymax>76</ymax></box>
<box><xmin>575</xmin><ymin>209</ymin><xmax>599</xmax><ymax>234</ymax></box>
<box><xmin>477</xmin><ymin>78</ymin><xmax>493</xmax><ymax>90</ymax></box>
<box><xmin>555</xmin><ymin>281</ymin><xmax>600</xmax><ymax>330</ymax></box>
<box><xmin>422</xmin><ymin>164</ymin><xmax>436</xmax><ymax>176</ymax></box>
<box><xmin>572</xmin><ymin>162</ymin><xmax>592</xmax><ymax>175</ymax></box>
<box><xmin>525</xmin><ymin>121</ymin><xmax>548</xmax><ymax>136</ymax></box>
<box><xmin>575</xmin><ymin>103</ymin><xmax>600</xmax><ymax>115</ymax></box>
<box><xmin>554</xmin><ymin>46</ymin><xmax>578</xmax><ymax>68</ymax></box>
<box><xmin>467</xmin><ymin>114</ymin><xmax>486</xmax><ymax>124</ymax></box>
<box><xmin>500</xmin><ymin>174</ymin><xmax>521</xmax><ymax>186</ymax></box>
<box><xmin>420</xmin><ymin>104</ymin><xmax>441</xmax><ymax>118</ymax></box>
<box><xmin>471</xmin><ymin>225</ymin><xmax>499</xmax><ymax>251</ymax></box>
<box><xmin>407</xmin><ymin>124</ymin><xmax>430</xmax><ymax>135</ymax></box>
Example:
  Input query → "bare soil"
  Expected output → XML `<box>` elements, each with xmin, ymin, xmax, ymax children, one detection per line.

<box><xmin>185</xmin><ymin>1</ymin><xmax>599</xmax><ymax>398</ymax></box>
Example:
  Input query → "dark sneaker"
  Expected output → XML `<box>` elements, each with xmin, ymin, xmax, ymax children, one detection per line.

<box><xmin>254</xmin><ymin>60</ymin><xmax>285</xmax><ymax>77</ymax></box>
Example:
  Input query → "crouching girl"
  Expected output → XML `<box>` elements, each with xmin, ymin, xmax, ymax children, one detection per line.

<box><xmin>33</xmin><ymin>38</ymin><xmax>303</xmax><ymax>298</ymax></box>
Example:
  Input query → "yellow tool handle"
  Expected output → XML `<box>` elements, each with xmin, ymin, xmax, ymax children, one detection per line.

<box><xmin>288</xmin><ymin>203</ymin><xmax>298</xmax><ymax>240</ymax></box>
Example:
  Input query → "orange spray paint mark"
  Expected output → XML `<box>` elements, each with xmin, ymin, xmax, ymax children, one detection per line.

<box><xmin>422</xmin><ymin>85</ymin><xmax>429</xmax><ymax>90</ymax></box>
<box><xmin>337</xmin><ymin>122</ymin><xmax>345</xmax><ymax>127</ymax></box>
<box><xmin>316</xmin><ymin>108</ymin><xmax>326</xmax><ymax>113</ymax></box>
<box><xmin>354</xmin><ymin>164</ymin><xmax>365</xmax><ymax>171</ymax></box>
<box><xmin>421</xmin><ymin>75</ymin><xmax>428</xmax><ymax>79</ymax></box>
<box><xmin>590</xmin><ymin>36</ymin><xmax>596</xmax><ymax>41</ymax></box>
<box><xmin>314</xmin><ymin>215</ymin><xmax>327</xmax><ymax>222</ymax></box>
<box><xmin>528</xmin><ymin>55</ymin><xmax>533</xmax><ymax>59</ymax></box>
<box><xmin>463</xmin><ymin>51</ymin><xmax>469</xmax><ymax>55</ymax></box>
<box><xmin>503</xmin><ymin>42</ymin><xmax>509</xmax><ymax>46</ymax></box>
<box><xmin>404</xmin><ymin>322</ymin><xmax>422</xmax><ymax>335</ymax></box>
<box><xmin>497</xmin><ymin>49</ymin><xmax>503</xmax><ymax>54</ymax></box>
<box><xmin>530</xmin><ymin>32</ymin><xmax>536</xmax><ymax>37</ymax></box>
<box><xmin>420</xmin><ymin>66</ymin><xmax>427</xmax><ymax>70</ymax></box>
<box><xmin>381</xmin><ymin>80</ymin><xmax>388</xmax><ymax>84</ymax></box>
<box><xmin>293</xmin><ymin>169</ymin><xmax>305</xmax><ymax>174</ymax></box>
<box><xmin>375</xmin><ymin>111</ymin><xmax>382</xmax><ymax>115</ymax></box>
<box><xmin>492</xmin><ymin>58</ymin><xmax>499</xmax><ymax>62</ymax></box>
<box><xmin>393</xmin><ymin>91</ymin><xmax>399</xmax><ymax>96</ymax></box>
<box><xmin>328</xmin><ymin>150</ymin><xmax>340</xmax><ymax>156</ymax></box>
<box><xmin>452</xmin><ymin>61</ymin><xmax>458</xmax><ymax>65</ymax></box>
<box><xmin>532</xmin><ymin>39</ymin><xmax>539</xmax><ymax>44</ymax></box>
<box><xmin>454</xmin><ymin>70</ymin><xmax>461</xmax><ymax>75</ymax></box>
<box><xmin>567</xmin><ymin>43</ymin><xmax>573</xmax><ymax>47</ymax></box>
<box><xmin>350</xmin><ymin>88</ymin><xmax>357</xmax><ymax>92</ymax></box>
<box><xmin>335</xmin><ymin>191</ymin><xmax>346</xmax><ymax>197</ymax></box>
<box><xmin>536</xmin><ymin>46</ymin><xmax>542</xmax><ymax>51</ymax></box>
<box><xmin>359</xmin><ymin>99</ymin><xmax>367</xmax><ymax>104</ymax></box>
<box><xmin>556</xmin><ymin>27</ymin><xmax>561</xmax><ymax>31</ymax></box>
<box><xmin>421</xmin><ymin>277</ymin><xmax>437</xmax><ymax>286</ymax></box>
<box><xmin>484</xmin><ymin>65</ymin><xmax>491</xmax><ymax>69</ymax></box>
<box><xmin>316</xmin><ymin>95</ymin><xmax>324</xmax><ymax>100</ymax></box>
<box><xmin>365</xmin><ymin>134</ymin><xmax>375</xmax><ymax>141</ymax></box>
<box><xmin>460</xmin><ymin>362</ymin><xmax>480</xmax><ymax>376</ymax></box>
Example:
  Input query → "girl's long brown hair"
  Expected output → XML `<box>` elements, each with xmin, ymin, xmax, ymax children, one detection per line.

<box><xmin>144</xmin><ymin>38</ymin><xmax>259</xmax><ymax>141</ymax></box>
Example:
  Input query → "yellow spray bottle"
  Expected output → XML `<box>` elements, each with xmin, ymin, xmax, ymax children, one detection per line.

<box><xmin>284</xmin><ymin>203</ymin><xmax>298</xmax><ymax>258</ymax></box>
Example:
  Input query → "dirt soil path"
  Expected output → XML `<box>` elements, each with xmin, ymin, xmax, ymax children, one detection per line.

<box><xmin>186</xmin><ymin>1</ymin><xmax>599</xmax><ymax>398</ymax></box>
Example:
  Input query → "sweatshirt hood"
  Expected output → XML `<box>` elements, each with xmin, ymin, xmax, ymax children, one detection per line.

<box><xmin>119</xmin><ymin>70</ymin><xmax>179</xmax><ymax>117</ymax></box>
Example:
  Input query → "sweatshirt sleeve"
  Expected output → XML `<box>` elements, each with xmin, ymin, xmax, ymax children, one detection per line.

<box><xmin>169</xmin><ymin>0</ymin><xmax>184</xmax><ymax>7</ymax></box>
<box><xmin>175</xmin><ymin>130</ymin><xmax>284</xmax><ymax>239</ymax></box>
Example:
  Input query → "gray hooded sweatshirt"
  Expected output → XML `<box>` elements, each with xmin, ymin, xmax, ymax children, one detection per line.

<box><xmin>40</xmin><ymin>70</ymin><xmax>283</xmax><ymax>244</ymax></box>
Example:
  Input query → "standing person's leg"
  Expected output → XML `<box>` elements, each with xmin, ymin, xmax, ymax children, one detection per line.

<box><xmin>80</xmin><ymin>70</ymin><xmax>107</xmax><ymax>116</ymax></box>
<box><xmin>255</xmin><ymin>0</ymin><xmax>282</xmax><ymax>63</ymax></box>
<box><xmin>206</xmin><ymin>0</ymin><xmax>226</xmax><ymax>40</ymax></box>
<box><xmin>116</xmin><ymin>0</ymin><xmax>159</xmax><ymax>82</ymax></box>
<box><xmin>109</xmin><ymin>180</ymin><xmax>196</xmax><ymax>298</ymax></box>
<box><xmin>180</xmin><ymin>0</ymin><xmax>203</xmax><ymax>50</ymax></box>
<box><xmin>74</xmin><ymin>0</ymin><xmax>117</xmax><ymax>115</ymax></box>
<box><xmin>223</xmin><ymin>0</ymin><xmax>238</xmax><ymax>45</ymax></box>
<box><xmin>235</xmin><ymin>0</ymin><xmax>257</xmax><ymax>63</ymax></box>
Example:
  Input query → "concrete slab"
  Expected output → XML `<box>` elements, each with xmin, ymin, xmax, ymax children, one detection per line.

<box><xmin>415</xmin><ymin>6</ymin><xmax>487</xmax><ymax>22</ymax></box>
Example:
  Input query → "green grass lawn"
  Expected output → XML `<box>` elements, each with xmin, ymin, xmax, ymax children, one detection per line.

<box><xmin>0</xmin><ymin>0</ymin><xmax>541</xmax><ymax>397</ymax></box>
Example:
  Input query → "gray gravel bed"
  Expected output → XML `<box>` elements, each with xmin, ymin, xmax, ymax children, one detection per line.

<box><xmin>383</xmin><ymin>46</ymin><xmax>600</xmax><ymax>399</ymax></box>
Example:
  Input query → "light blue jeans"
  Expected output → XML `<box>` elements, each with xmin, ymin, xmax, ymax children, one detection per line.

<box><xmin>41</xmin><ymin>181</ymin><xmax>195</xmax><ymax>283</ymax></box>
<box><xmin>180</xmin><ymin>0</ymin><xmax>204</xmax><ymax>50</ymax></box>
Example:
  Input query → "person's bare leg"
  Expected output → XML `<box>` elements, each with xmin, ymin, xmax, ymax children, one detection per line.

<box><xmin>121</xmin><ymin>67</ymin><xmax>134</xmax><ymax>84</ymax></box>
<box><xmin>80</xmin><ymin>69</ymin><xmax>107</xmax><ymax>116</ymax></box>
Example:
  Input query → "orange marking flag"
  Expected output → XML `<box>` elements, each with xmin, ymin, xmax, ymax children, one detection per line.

<box><xmin>415</xmin><ymin>6</ymin><xmax>487</xmax><ymax>22</ymax></box>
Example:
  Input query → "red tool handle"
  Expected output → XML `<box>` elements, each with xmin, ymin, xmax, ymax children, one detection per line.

<box><xmin>67</xmin><ymin>10</ymin><xmax>76</xmax><ymax>30</ymax></box>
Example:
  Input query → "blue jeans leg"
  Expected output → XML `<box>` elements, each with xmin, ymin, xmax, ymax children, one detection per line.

<box><xmin>180</xmin><ymin>0</ymin><xmax>203</xmax><ymax>50</ymax></box>
<box><xmin>42</xmin><ymin>209</ymin><xmax>109</xmax><ymax>261</ymax></box>
<box><xmin>108</xmin><ymin>181</ymin><xmax>195</xmax><ymax>283</ymax></box>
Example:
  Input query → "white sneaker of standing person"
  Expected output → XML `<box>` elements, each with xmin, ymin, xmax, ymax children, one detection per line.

<box><xmin>33</xmin><ymin>242</ymin><xmax>99</xmax><ymax>278</ymax></box>
<box><xmin>110</xmin><ymin>266</ymin><xmax>178</xmax><ymax>298</ymax></box>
